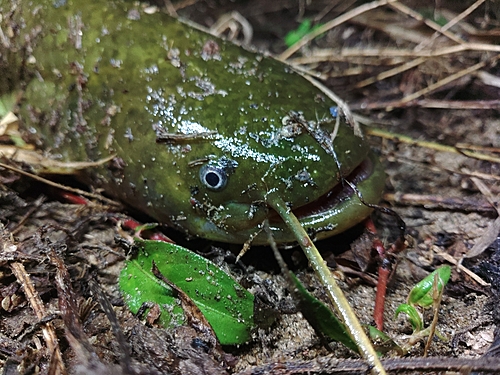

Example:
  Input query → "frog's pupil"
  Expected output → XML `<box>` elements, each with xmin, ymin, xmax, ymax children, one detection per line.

<box><xmin>206</xmin><ymin>171</ymin><xmax>220</xmax><ymax>187</ymax></box>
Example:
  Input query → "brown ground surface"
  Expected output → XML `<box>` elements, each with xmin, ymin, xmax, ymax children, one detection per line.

<box><xmin>1</xmin><ymin>1</ymin><xmax>500</xmax><ymax>374</ymax></box>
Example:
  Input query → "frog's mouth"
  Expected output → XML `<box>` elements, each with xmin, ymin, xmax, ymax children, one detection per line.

<box><xmin>268</xmin><ymin>152</ymin><xmax>383</xmax><ymax>241</ymax></box>
<box><xmin>293</xmin><ymin>156</ymin><xmax>375</xmax><ymax>220</ymax></box>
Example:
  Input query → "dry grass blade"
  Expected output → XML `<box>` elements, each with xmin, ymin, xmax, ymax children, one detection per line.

<box><xmin>365</xmin><ymin>128</ymin><xmax>500</xmax><ymax>164</ymax></box>
<box><xmin>280</xmin><ymin>0</ymin><xmax>500</xmax><ymax>118</ymax></box>
<box><xmin>0</xmin><ymin>161</ymin><xmax>122</xmax><ymax>207</ymax></box>
<box><xmin>432</xmin><ymin>246</ymin><xmax>489</xmax><ymax>286</ymax></box>
<box><xmin>395</xmin><ymin>54</ymin><xmax>500</xmax><ymax>106</ymax></box>
<box><xmin>10</xmin><ymin>260</ymin><xmax>66</xmax><ymax>375</ymax></box>
<box><xmin>387</xmin><ymin>1</ymin><xmax>466</xmax><ymax>44</ymax></box>
<box><xmin>464</xmin><ymin>178</ymin><xmax>500</xmax><ymax>258</ymax></box>
<box><xmin>279</xmin><ymin>0</ymin><xmax>398</xmax><ymax>60</ymax></box>
<box><xmin>351</xmin><ymin>99</ymin><xmax>500</xmax><ymax>110</ymax></box>
<box><xmin>0</xmin><ymin>145</ymin><xmax>116</xmax><ymax>173</ymax></box>
<box><xmin>355</xmin><ymin>57</ymin><xmax>427</xmax><ymax>88</ymax></box>
<box><xmin>415</xmin><ymin>0</ymin><xmax>486</xmax><ymax>51</ymax></box>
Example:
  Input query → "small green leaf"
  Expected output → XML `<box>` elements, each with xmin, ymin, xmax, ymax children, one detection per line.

<box><xmin>290</xmin><ymin>272</ymin><xmax>358</xmax><ymax>352</ymax></box>
<box><xmin>416</xmin><ymin>293</ymin><xmax>433</xmax><ymax>308</ymax></box>
<box><xmin>408</xmin><ymin>266</ymin><xmax>451</xmax><ymax>306</ymax></box>
<box><xmin>9</xmin><ymin>134</ymin><xmax>27</xmax><ymax>148</ymax></box>
<box><xmin>284</xmin><ymin>19</ymin><xmax>323</xmax><ymax>47</ymax></box>
<box><xmin>119</xmin><ymin>239</ymin><xmax>254</xmax><ymax>345</ymax></box>
<box><xmin>0</xmin><ymin>93</ymin><xmax>16</xmax><ymax>118</ymax></box>
<box><xmin>395</xmin><ymin>303</ymin><xmax>423</xmax><ymax>332</ymax></box>
<box><xmin>367</xmin><ymin>326</ymin><xmax>405</xmax><ymax>356</ymax></box>
<box><xmin>418</xmin><ymin>8</ymin><xmax>449</xmax><ymax>27</ymax></box>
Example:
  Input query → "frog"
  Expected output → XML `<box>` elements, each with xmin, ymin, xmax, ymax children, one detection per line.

<box><xmin>0</xmin><ymin>0</ymin><xmax>385</xmax><ymax>245</ymax></box>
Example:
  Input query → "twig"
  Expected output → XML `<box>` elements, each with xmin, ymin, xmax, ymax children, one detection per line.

<box><xmin>384</xmin><ymin>192</ymin><xmax>498</xmax><ymax>214</ymax></box>
<box><xmin>10</xmin><ymin>196</ymin><xmax>46</xmax><ymax>235</ymax></box>
<box><xmin>423</xmin><ymin>272</ymin><xmax>445</xmax><ymax>356</ymax></box>
<box><xmin>464</xmin><ymin>178</ymin><xmax>500</xmax><ymax>259</ymax></box>
<box><xmin>432</xmin><ymin>246</ymin><xmax>489</xmax><ymax>286</ymax></box>
<box><xmin>235</xmin><ymin>355</ymin><xmax>500</xmax><ymax>374</ymax></box>
<box><xmin>355</xmin><ymin>57</ymin><xmax>427</xmax><ymax>88</ymax></box>
<box><xmin>395</xmin><ymin>55</ymin><xmax>500</xmax><ymax>106</ymax></box>
<box><xmin>388</xmin><ymin>1</ymin><xmax>465</xmax><ymax>45</ymax></box>
<box><xmin>365</xmin><ymin>128</ymin><xmax>500</xmax><ymax>164</ymax></box>
<box><xmin>289</xmin><ymin>43</ymin><xmax>500</xmax><ymax>64</ymax></box>
<box><xmin>11</xmin><ymin>261</ymin><xmax>66</xmax><ymax>375</ymax></box>
<box><xmin>279</xmin><ymin>0</ymin><xmax>399</xmax><ymax>60</ymax></box>
<box><xmin>0</xmin><ymin>161</ymin><xmax>122</xmax><ymax>207</ymax></box>
<box><xmin>350</xmin><ymin>99</ymin><xmax>500</xmax><ymax>110</ymax></box>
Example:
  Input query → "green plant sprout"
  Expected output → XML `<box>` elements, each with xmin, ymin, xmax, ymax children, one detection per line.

<box><xmin>395</xmin><ymin>265</ymin><xmax>451</xmax><ymax>350</ymax></box>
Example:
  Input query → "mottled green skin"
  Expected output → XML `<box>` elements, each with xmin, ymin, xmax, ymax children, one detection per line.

<box><xmin>3</xmin><ymin>0</ymin><xmax>385</xmax><ymax>244</ymax></box>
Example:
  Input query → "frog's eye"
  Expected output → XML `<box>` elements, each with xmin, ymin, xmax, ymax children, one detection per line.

<box><xmin>199</xmin><ymin>165</ymin><xmax>228</xmax><ymax>191</ymax></box>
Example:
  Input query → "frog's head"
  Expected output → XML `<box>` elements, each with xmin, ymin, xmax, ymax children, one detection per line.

<box><xmin>167</xmin><ymin>109</ymin><xmax>385</xmax><ymax>245</ymax></box>
<box><xmin>135</xmin><ymin>98</ymin><xmax>384</xmax><ymax>245</ymax></box>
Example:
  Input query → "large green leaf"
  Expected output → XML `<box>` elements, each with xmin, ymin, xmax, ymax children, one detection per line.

<box><xmin>120</xmin><ymin>239</ymin><xmax>254</xmax><ymax>345</ymax></box>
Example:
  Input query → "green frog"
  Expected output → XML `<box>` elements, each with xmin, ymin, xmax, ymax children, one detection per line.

<box><xmin>1</xmin><ymin>0</ymin><xmax>385</xmax><ymax>245</ymax></box>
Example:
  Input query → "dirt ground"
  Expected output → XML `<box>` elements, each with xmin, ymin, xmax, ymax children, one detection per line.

<box><xmin>1</xmin><ymin>1</ymin><xmax>500</xmax><ymax>374</ymax></box>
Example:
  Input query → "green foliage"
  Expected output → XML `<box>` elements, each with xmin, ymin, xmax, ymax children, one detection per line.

<box><xmin>290</xmin><ymin>272</ymin><xmax>358</xmax><ymax>352</ymax></box>
<box><xmin>407</xmin><ymin>266</ymin><xmax>451</xmax><ymax>307</ymax></box>
<box><xmin>394</xmin><ymin>304</ymin><xmax>423</xmax><ymax>332</ymax></box>
<box><xmin>120</xmin><ymin>239</ymin><xmax>255</xmax><ymax>345</ymax></box>
<box><xmin>418</xmin><ymin>9</ymin><xmax>449</xmax><ymax>27</ymax></box>
<box><xmin>0</xmin><ymin>93</ymin><xmax>15</xmax><ymax>118</ymax></box>
<box><xmin>395</xmin><ymin>266</ymin><xmax>451</xmax><ymax>333</ymax></box>
<box><xmin>284</xmin><ymin>19</ymin><xmax>323</xmax><ymax>47</ymax></box>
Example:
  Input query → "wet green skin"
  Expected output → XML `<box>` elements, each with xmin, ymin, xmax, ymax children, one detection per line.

<box><xmin>2</xmin><ymin>0</ymin><xmax>385</xmax><ymax>244</ymax></box>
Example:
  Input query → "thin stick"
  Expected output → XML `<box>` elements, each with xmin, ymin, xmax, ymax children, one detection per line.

<box><xmin>288</xmin><ymin>43</ymin><xmax>500</xmax><ymax>64</ymax></box>
<box><xmin>267</xmin><ymin>194</ymin><xmax>386</xmax><ymax>375</ymax></box>
<box><xmin>11</xmin><ymin>262</ymin><xmax>66</xmax><ymax>375</ymax></box>
<box><xmin>365</xmin><ymin>128</ymin><xmax>500</xmax><ymax>164</ymax></box>
<box><xmin>423</xmin><ymin>272</ymin><xmax>445</xmax><ymax>357</ymax></box>
<box><xmin>397</xmin><ymin>55</ymin><xmax>499</xmax><ymax>105</ymax></box>
<box><xmin>279</xmin><ymin>0</ymin><xmax>398</xmax><ymax>60</ymax></box>
<box><xmin>0</xmin><ymin>161</ymin><xmax>122</xmax><ymax>207</ymax></box>
<box><xmin>354</xmin><ymin>57</ymin><xmax>427</xmax><ymax>88</ymax></box>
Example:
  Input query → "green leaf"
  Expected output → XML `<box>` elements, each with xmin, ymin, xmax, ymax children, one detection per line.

<box><xmin>284</xmin><ymin>19</ymin><xmax>323</xmax><ymax>47</ymax></box>
<box><xmin>0</xmin><ymin>93</ymin><xmax>16</xmax><ymax>118</ymax></box>
<box><xmin>408</xmin><ymin>266</ymin><xmax>451</xmax><ymax>306</ymax></box>
<box><xmin>395</xmin><ymin>303</ymin><xmax>423</xmax><ymax>332</ymax></box>
<box><xmin>367</xmin><ymin>325</ymin><xmax>405</xmax><ymax>356</ymax></box>
<box><xmin>290</xmin><ymin>272</ymin><xmax>358</xmax><ymax>352</ymax></box>
<box><xmin>119</xmin><ymin>239</ymin><xmax>254</xmax><ymax>345</ymax></box>
<box><xmin>418</xmin><ymin>8</ymin><xmax>448</xmax><ymax>27</ymax></box>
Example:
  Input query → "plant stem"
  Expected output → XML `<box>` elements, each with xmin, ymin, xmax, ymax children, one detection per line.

<box><xmin>267</xmin><ymin>194</ymin><xmax>386</xmax><ymax>375</ymax></box>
